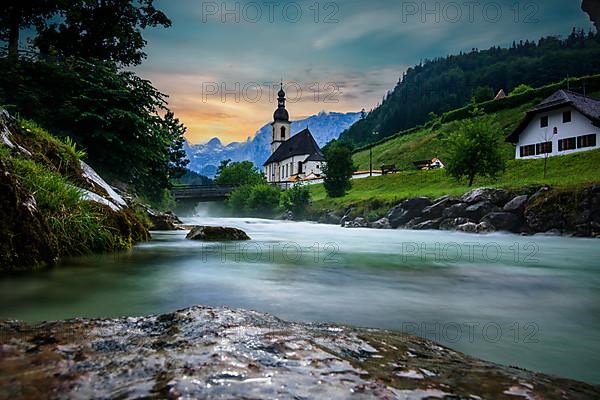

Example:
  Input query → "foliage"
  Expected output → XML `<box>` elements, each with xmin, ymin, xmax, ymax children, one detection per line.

<box><xmin>510</xmin><ymin>84</ymin><xmax>534</xmax><ymax>96</ymax></box>
<box><xmin>0</xmin><ymin>57</ymin><xmax>189</xmax><ymax>201</ymax></box>
<box><xmin>471</xmin><ymin>86</ymin><xmax>494</xmax><ymax>103</ymax></box>
<box><xmin>228</xmin><ymin>183</ymin><xmax>281</xmax><ymax>217</ymax></box>
<box><xmin>245</xmin><ymin>184</ymin><xmax>282</xmax><ymax>217</ymax></box>
<box><xmin>0</xmin><ymin>1</ymin><xmax>59</xmax><ymax>58</ymax></box>
<box><xmin>341</xmin><ymin>30</ymin><xmax>600</xmax><ymax>146</ymax></box>
<box><xmin>445</xmin><ymin>110</ymin><xmax>506</xmax><ymax>186</ymax></box>
<box><xmin>1</xmin><ymin>0</ymin><xmax>171</xmax><ymax>66</ymax></box>
<box><xmin>322</xmin><ymin>141</ymin><xmax>356</xmax><ymax>198</ymax></box>
<box><xmin>280</xmin><ymin>184</ymin><xmax>311</xmax><ymax>217</ymax></box>
<box><xmin>214</xmin><ymin>160</ymin><xmax>265</xmax><ymax>186</ymax></box>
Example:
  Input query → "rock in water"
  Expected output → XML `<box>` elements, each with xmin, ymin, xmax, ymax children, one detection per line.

<box><xmin>186</xmin><ymin>226</ymin><xmax>250</xmax><ymax>241</ymax></box>
<box><xmin>0</xmin><ymin>306</ymin><xmax>597</xmax><ymax>399</ymax></box>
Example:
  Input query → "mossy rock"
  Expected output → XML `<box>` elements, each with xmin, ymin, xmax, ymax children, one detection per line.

<box><xmin>0</xmin><ymin>160</ymin><xmax>59</xmax><ymax>272</ymax></box>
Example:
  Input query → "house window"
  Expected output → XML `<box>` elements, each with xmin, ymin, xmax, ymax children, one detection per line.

<box><xmin>536</xmin><ymin>141</ymin><xmax>552</xmax><ymax>155</ymax></box>
<box><xmin>558</xmin><ymin>137</ymin><xmax>577</xmax><ymax>151</ymax></box>
<box><xmin>520</xmin><ymin>144</ymin><xmax>536</xmax><ymax>157</ymax></box>
<box><xmin>540</xmin><ymin>116</ymin><xmax>548</xmax><ymax>128</ymax></box>
<box><xmin>281</xmin><ymin>126</ymin><xmax>286</xmax><ymax>139</ymax></box>
<box><xmin>563</xmin><ymin>111</ymin><xmax>572</xmax><ymax>123</ymax></box>
<box><xmin>577</xmin><ymin>134</ymin><xmax>597</xmax><ymax>149</ymax></box>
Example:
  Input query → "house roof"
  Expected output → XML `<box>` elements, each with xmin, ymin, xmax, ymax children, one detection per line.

<box><xmin>506</xmin><ymin>90</ymin><xmax>600</xmax><ymax>143</ymax></box>
<box><xmin>263</xmin><ymin>128</ymin><xmax>325</xmax><ymax>165</ymax></box>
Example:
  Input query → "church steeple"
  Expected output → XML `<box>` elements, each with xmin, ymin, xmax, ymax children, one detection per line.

<box><xmin>271</xmin><ymin>82</ymin><xmax>291</xmax><ymax>153</ymax></box>
<box><xmin>273</xmin><ymin>82</ymin><xmax>289</xmax><ymax>122</ymax></box>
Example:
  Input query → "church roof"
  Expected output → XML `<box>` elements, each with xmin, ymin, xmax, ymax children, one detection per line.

<box><xmin>506</xmin><ymin>89</ymin><xmax>600</xmax><ymax>143</ymax></box>
<box><xmin>263</xmin><ymin>128</ymin><xmax>325</xmax><ymax>165</ymax></box>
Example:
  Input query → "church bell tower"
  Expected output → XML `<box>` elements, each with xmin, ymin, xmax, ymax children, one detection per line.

<box><xmin>271</xmin><ymin>83</ymin><xmax>291</xmax><ymax>153</ymax></box>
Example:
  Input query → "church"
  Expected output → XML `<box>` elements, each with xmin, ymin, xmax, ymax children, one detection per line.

<box><xmin>263</xmin><ymin>84</ymin><xmax>326</xmax><ymax>183</ymax></box>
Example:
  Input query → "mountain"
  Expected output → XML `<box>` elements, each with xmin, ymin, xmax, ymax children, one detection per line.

<box><xmin>340</xmin><ymin>30</ymin><xmax>600</xmax><ymax>146</ymax></box>
<box><xmin>185</xmin><ymin>111</ymin><xmax>362</xmax><ymax>178</ymax></box>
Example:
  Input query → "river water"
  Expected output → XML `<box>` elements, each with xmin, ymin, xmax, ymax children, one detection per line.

<box><xmin>1</xmin><ymin>216</ymin><xmax>599</xmax><ymax>384</ymax></box>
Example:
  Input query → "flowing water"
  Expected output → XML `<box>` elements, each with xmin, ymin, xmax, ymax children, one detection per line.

<box><xmin>1</xmin><ymin>216</ymin><xmax>599</xmax><ymax>384</ymax></box>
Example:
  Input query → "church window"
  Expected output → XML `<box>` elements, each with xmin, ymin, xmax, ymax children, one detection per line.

<box><xmin>298</xmin><ymin>161</ymin><xmax>303</xmax><ymax>174</ymax></box>
<box><xmin>281</xmin><ymin>126</ymin><xmax>286</xmax><ymax>139</ymax></box>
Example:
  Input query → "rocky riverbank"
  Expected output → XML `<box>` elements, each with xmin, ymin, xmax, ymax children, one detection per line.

<box><xmin>0</xmin><ymin>306</ymin><xmax>598</xmax><ymax>399</ymax></box>
<box><xmin>316</xmin><ymin>185</ymin><xmax>600</xmax><ymax>237</ymax></box>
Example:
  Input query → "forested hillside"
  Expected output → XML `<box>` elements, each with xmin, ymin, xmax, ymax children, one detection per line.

<box><xmin>341</xmin><ymin>30</ymin><xmax>600</xmax><ymax>146</ymax></box>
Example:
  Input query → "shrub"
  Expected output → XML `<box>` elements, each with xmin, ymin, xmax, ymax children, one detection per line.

<box><xmin>245</xmin><ymin>184</ymin><xmax>281</xmax><ymax>217</ymax></box>
<box><xmin>280</xmin><ymin>184</ymin><xmax>311</xmax><ymax>217</ymax></box>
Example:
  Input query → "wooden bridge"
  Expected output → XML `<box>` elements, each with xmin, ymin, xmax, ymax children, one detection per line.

<box><xmin>171</xmin><ymin>185</ymin><xmax>237</xmax><ymax>202</ymax></box>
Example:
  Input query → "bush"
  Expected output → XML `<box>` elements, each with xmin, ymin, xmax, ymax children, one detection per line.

<box><xmin>228</xmin><ymin>184</ymin><xmax>281</xmax><ymax>217</ymax></box>
<box><xmin>510</xmin><ymin>84</ymin><xmax>533</xmax><ymax>96</ymax></box>
<box><xmin>245</xmin><ymin>184</ymin><xmax>281</xmax><ymax>217</ymax></box>
<box><xmin>280</xmin><ymin>184</ymin><xmax>311</xmax><ymax>217</ymax></box>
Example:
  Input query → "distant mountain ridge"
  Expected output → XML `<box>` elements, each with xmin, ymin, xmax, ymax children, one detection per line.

<box><xmin>185</xmin><ymin>111</ymin><xmax>361</xmax><ymax>177</ymax></box>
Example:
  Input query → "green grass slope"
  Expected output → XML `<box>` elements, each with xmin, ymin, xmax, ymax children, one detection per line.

<box><xmin>311</xmin><ymin>149</ymin><xmax>600</xmax><ymax>215</ymax></box>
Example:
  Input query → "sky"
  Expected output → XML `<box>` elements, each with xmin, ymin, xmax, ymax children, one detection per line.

<box><xmin>134</xmin><ymin>0</ymin><xmax>594</xmax><ymax>144</ymax></box>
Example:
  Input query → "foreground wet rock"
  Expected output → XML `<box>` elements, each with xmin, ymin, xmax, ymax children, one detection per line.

<box><xmin>186</xmin><ymin>226</ymin><xmax>251</xmax><ymax>241</ymax></box>
<box><xmin>0</xmin><ymin>306</ymin><xmax>598</xmax><ymax>399</ymax></box>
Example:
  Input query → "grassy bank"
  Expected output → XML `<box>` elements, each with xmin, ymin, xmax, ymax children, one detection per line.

<box><xmin>1</xmin><ymin>116</ymin><xmax>149</xmax><ymax>272</ymax></box>
<box><xmin>310</xmin><ymin>148</ymin><xmax>600</xmax><ymax>216</ymax></box>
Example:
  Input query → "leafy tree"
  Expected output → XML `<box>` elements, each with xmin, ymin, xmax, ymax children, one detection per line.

<box><xmin>322</xmin><ymin>141</ymin><xmax>355</xmax><ymax>198</ymax></box>
<box><xmin>471</xmin><ymin>86</ymin><xmax>494</xmax><ymax>104</ymax></box>
<box><xmin>245</xmin><ymin>184</ymin><xmax>281</xmax><ymax>216</ymax></box>
<box><xmin>0</xmin><ymin>57</ymin><xmax>188</xmax><ymax>200</ymax></box>
<box><xmin>510</xmin><ymin>84</ymin><xmax>534</xmax><ymax>96</ymax></box>
<box><xmin>228</xmin><ymin>184</ymin><xmax>254</xmax><ymax>213</ymax></box>
<box><xmin>0</xmin><ymin>0</ymin><xmax>59</xmax><ymax>58</ymax></box>
<box><xmin>35</xmin><ymin>0</ymin><xmax>171</xmax><ymax>66</ymax></box>
<box><xmin>280</xmin><ymin>184</ymin><xmax>311</xmax><ymax>217</ymax></box>
<box><xmin>445</xmin><ymin>110</ymin><xmax>506</xmax><ymax>186</ymax></box>
<box><xmin>214</xmin><ymin>160</ymin><xmax>265</xmax><ymax>186</ymax></box>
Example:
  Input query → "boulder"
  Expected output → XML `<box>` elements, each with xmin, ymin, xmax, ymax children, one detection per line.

<box><xmin>439</xmin><ymin>217</ymin><xmax>472</xmax><ymax>231</ymax></box>
<box><xmin>411</xmin><ymin>218</ymin><xmax>443</xmax><ymax>230</ymax></box>
<box><xmin>148</xmin><ymin>210</ymin><xmax>183</xmax><ymax>231</ymax></box>
<box><xmin>186</xmin><ymin>226</ymin><xmax>250</xmax><ymax>241</ymax></box>
<box><xmin>340</xmin><ymin>208</ymin><xmax>354</xmax><ymax>227</ymax></box>
<box><xmin>481</xmin><ymin>212</ymin><xmax>522</xmax><ymax>232</ymax></box>
<box><xmin>387</xmin><ymin>197</ymin><xmax>432</xmax><ymax>228</ymax></box>
<box><xmin>464</xmin><ymin>201</ymin><xmax>499</xmax><ymax>221</ymax></box>
<box><xmin>404</xmin><ymin>217</ymin><xmax>424</xmax><ymax>229</ymax></box>
<box><xmin>352</xmin><ymin>217</ymin><xmax>368</xmax><ymax>228</ymax></box>
<box><xmin>422</xmin><ymin>196</ymin><xmax>457</xmax><ymax>219</ymax></box>
<box><xmin>503</xmin><ymin>195</ymin><xmax>529</xmax><ymax>214</ymax></box>
<box><xmin>324</xmin><ymin>212</ymin><xmax>342</xmax><ymax>225</ymax></box>
<box><xmin>1</xmin><ymin>305</ymin><xmax>597</xmax><ymax>400</ymax></box>
<box><xmin>442</xmin><ymin>202</ymin><xmax>468</xmax><ymax>219</ymax></box>
<box><xmin>456</xmin><ymin>222</ymin><xmax>478</xmax><ymax>233</ymax></box>
<box><xmin>476</xmin><ymin>221</ymin><xmax>496</xmax><ymax>234</ymax></box>
<box><xmin>461</xmin><ymin>188</ymin><xmax>510</xmax><ymax>206</ymax></box>
<box><xmin>370</xmin><ymin>217</ymin><xmax>391</xmax><ymax>229</ymax></box>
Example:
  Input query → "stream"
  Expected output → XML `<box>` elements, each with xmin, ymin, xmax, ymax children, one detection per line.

<box><xmin>1</xmin><ymin>216</ymin><xmax>599</xmax><ymax>384</ymax></box>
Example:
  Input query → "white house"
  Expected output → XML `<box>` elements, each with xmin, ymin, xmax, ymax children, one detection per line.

<box><xmin>507</xmin><ymin>89</ymin><xmax>600</xmax><ymax>159</ymax></box>
<box><xmin>263</xmin><ymin>84</ymin><xmax>326</xmax><ymax>183</ymax></box>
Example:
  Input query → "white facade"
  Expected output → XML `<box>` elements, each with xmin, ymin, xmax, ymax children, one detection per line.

<box><xmin>265</xmin><ymin>154</ymin><xmax>324</xmax><ymax>183</ymax></box>
<box><xmin>515</xmin><ymin>106</ymin><xmax>600</xmax><ymax>159</ymax></box>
